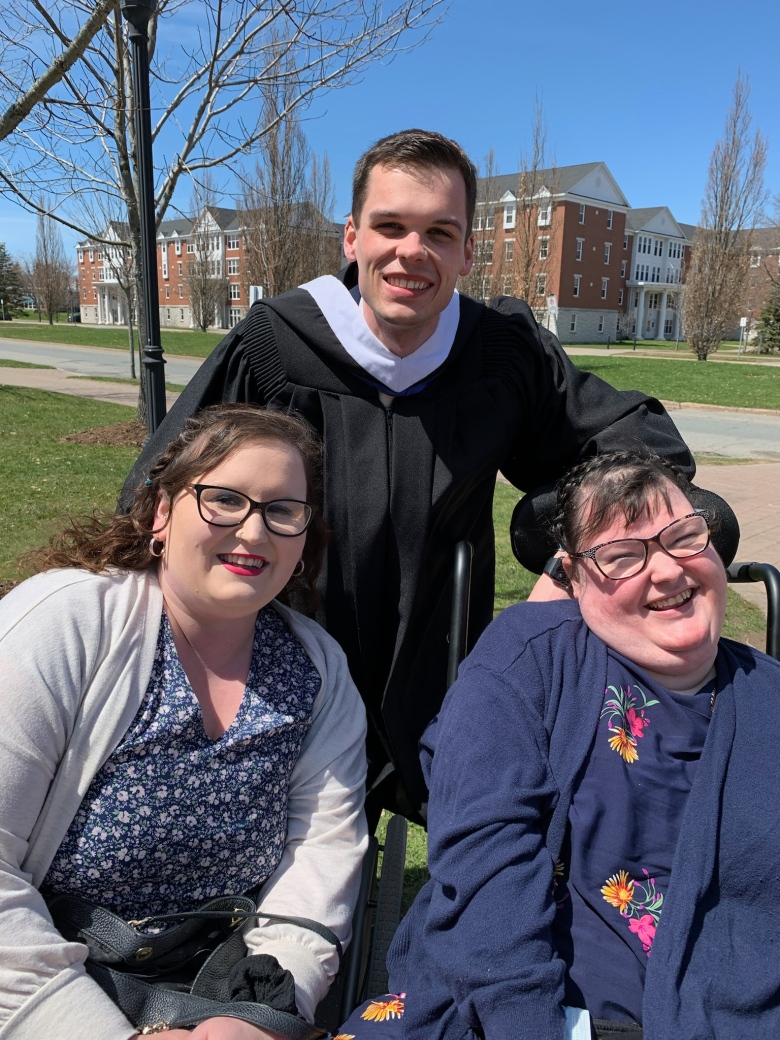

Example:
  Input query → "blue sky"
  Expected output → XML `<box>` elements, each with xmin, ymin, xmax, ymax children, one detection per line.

<box><xmin>2</xmin><ymin>0</ymin><xmax>778</xmax><ymax>261</ymax></box>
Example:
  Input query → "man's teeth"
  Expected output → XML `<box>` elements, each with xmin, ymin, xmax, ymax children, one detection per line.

<box><xmin>648</xmin><ymin>588</ymin><xmax>693</xmax><ymax>610</ymax></box>
<box><xmin>220</xmin><ymin>554</ymin><xmax>263</xmax><ymax>566</ymax></box>
<box><xmin>386</xmin><ymin>277</ymin><xmax>429</xmax><ymax>290</ymax></box>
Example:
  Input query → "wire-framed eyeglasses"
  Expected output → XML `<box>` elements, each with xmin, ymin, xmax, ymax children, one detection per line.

<box><xmin>187</xmin><ymin>484</ymin><xmax>314</xmax><ymax>536</ymax></box>
<box><xmin>568</xmin><ymin>509</ymin><xmax>711</xmax><ymax>580</ymax></box>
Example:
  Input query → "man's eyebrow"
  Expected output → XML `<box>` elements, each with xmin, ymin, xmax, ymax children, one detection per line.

<box><xmin>367</xmin><ymin>209</ymin><xmax>465</xmax><ymax>233</ymax></box>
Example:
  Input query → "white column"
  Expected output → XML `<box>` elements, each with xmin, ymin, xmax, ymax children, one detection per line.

<box><xmin>656</xmin><ymin>291</ymin><xmax>668</xmax><ymax>341</ymax></box>
<box><xmin>635</xmin><ymin>288</ymin><xmax>646</xmax><ymax>340</ymax></box>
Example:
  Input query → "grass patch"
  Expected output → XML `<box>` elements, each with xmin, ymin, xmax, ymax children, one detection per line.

<box><xmin>0</xmin><ymin>388</ymin><xmax>139</xmax><ymax>579</ymax></box>
<box><xmin>0</xmin><ymin>322</ymin><xmax>222</xmax><ymax>359</ymax></box>
<box><xmin>66</xmin><ymin>374</ymin><xmax>188</xmax><ymax>393</ymax></box>
<box><xmin>568</xmin><ymin>355</ymin><xmax>780</xmax><ymax>410</ymax></box>
<box><xmin>0</xmin><ymin>358</ymin><xmax>54</xmax><ymax>369</ymax></box>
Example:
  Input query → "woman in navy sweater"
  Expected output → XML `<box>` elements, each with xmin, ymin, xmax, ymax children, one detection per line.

<box><xmin>340</xmin><ymin>450</ymin><xmax>780</xmax><ymax>1040</ymax></box>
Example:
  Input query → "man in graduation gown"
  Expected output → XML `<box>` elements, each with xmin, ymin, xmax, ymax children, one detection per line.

<box><xmin>124</xmin><ymin>130</ymin><xmax>719</xmax><ymax>825</ymax></box>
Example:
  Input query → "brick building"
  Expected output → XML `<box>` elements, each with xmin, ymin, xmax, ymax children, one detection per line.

<box><xmin>463</xmin><ymin>162</ymin><xmax>693</xmax><ymax>344</ymax></box>
<box><xmin>77</xmin><ymin>206</ymin><xmax>342</xmax><ymax>329</ymax></box>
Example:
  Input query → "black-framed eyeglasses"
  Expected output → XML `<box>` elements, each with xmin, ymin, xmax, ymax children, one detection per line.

<box><xmin>187</xmin><ymin>484</ymin><xmax>314</xmax><ymax>536</ymax></box>
<box><xmin>568</xmin><ymin>509</ymin><xmax>711</xmax><ymax>580</ymax></box>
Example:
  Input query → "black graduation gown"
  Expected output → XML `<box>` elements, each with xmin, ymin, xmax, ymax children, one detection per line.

<box><xmin>123</xmin><ymin>267</ymin><xmax>694</xmax><ymax>815</ymax></box>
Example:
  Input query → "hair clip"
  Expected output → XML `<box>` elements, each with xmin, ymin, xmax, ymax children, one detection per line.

<box><xmin>145</xmin><ymin>477</ymin><xmax>153</xmax><ymax>486</ymax></box>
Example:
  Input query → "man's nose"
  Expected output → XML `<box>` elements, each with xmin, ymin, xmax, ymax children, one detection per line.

<box><xmin>397</xmin><ymin>232</ymin><xmax>427</xmax><ymax>261</ymax></box>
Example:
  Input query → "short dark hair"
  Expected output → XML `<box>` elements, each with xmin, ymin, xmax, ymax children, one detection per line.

<box><xmin>351</xmin><ymin>129</ymin><xmax>478</xmax><ymax>237</ymax></box>
<box><xmin>553</xmin><ymin>451</ymin><xmax>698</xmax><ymax>562</ymax></box>
<box><xmin>27</xmin><ymin>405</ymin><xmax>329</xmax><ymax>611</ymax></box>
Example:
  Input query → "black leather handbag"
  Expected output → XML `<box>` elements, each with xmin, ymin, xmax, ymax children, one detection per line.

<box><xmin>45</xmin><ymin>890</ymin><xmax>340</xmax><ymax>1037</ymax></box>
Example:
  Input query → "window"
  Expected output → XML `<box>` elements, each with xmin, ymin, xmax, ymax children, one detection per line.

<box><xmin>504</xmin><ymin>203</ymin><xmax>516</xmax><ymax>230</ymax></box>
<box><xmin>166</xmin><ymin>308</ymin><xmax>171</xmax><ymax>320</ymax></box>
<box><xmin>646</xmin><ymin>317</ymin><xmax>654</xmax><ymax>333</ymax></box>
<box><xmin>89</xmin><ymin>250</ymin><xmax>94</xmax><ymax>262</ymax></box>
<box><xmin>665</xmin><ymin>318</ymin><xmax>674</xmax><ymax>335</ymax></box>
<box><xmin>180</xmin><ymin>308</ymin><xmax>185</xmax><ymax>321</ymax></box>
<box><xmin>575</xmin><ymin>238</ymin><xmax>584</xmax><ymax>262</ymax></box>
<box><xmin>621</xmin><ymin>260</ymin><xmax>627</xmax><ymax>278</ymax></box>
<box><xmin>178</xmin><ymin>261</ymin><xmax>183</xmax><ymax>276</ymax></box>
<box><xmin>538</xmin><ymin>201</ymin><xmax>551</xmax><ymax>226</ymax></box>
<box><xmin>78</xmin><ymin>250</ymin><xmax>84</xmax><ymax>263</ymax></box>
<box><xmin>187</xmin><ymin>242</ymin><xmax>195</xmax><ymax>253</ymax></box>
<box><xmin>623</xmin><ymin>234</ymin><xmax>628</xmax><ymax>250</ymax></box>
<box><xmin>604</xmin><ymin>243</ymin><xmax>611</xmax><ymax>264</ymax></box>
<box><xmin>598</xmin><ymin>315</ymin><xmax>604</xmax><ymax>333</ymax></box>
<box><xmin>175</xmin><ymin>240</ymin><xmax>182</xmax><ymax>256</ymax></box>
<box><xmin>93</xmin><ymin>288</ymin><xmax>97</xmax><ymax>300</ymax></box>
<box><xmin>750</xmin><ymin>253</ymin><xmax>761</xmax><ymax>268</ymax></box>
<box><xmin>538</xmin><ymin>236</ymin><xmax>549</xmax><ymax>260</ymax></box>
<box><xmin>485</xmin><ymin>208</ymin><xmax>495</xmax><ymax>230</ymax></box>
<box><xmin>578</xmin><ymin>203</ymin><xmax>585</xmax><ymax>224</ymax></box>
<box><xmin>504</xmin><ymin>240</ymin><xmax>514</xmax><ymax>262</ymax></box>
<box><xmin>654</xmin><ymin>239</ymin><xmax>663</xmax><ymax>256</ymax></box>
<box><xmin>573</xmin><ymin>274</ymin><xmax>581</xmax><ymax>298</ymax></box>
<box><xmin>165</xmin><ymin>286</ymin><xmax>170</xmax><ymax>298</ymax></box>
<box><xmin>227</xmin><ymin>233</ymin><xmax>240</xmax><ymax>250</ymax></box>
<box><xmin>607</xmin><ymin>210</ymin><xmax>613</xmax><ymax>229</ymax></box>
<box><xmin>83</xmin><ymin>288</ymin><xmax>87</xmax><ymax>299</ymax></box>
<box><xmin>535</xmin><ymin>272</ymin><xmax>547</xmax><ymax>296</ymax></box>
<box><xmin>502</xmin><ymin>277</ymin><xmax>513</xmax><ymax>295</ymax></box>
<box><xmin>618</xmin><ymin>288</ymin><xmax>624</xmax><ymax>306</ymax></box>
<box><xmin>178</xmin><ymin>284</ymin><xmax>183</xmax><ymax>299</ymax></box>
<box><xmin>229</xmin><ymin>283</ymin><xmax>241</xmax><ymax>300</ymax></box>
<box><xmin>229</xmin><ymin>307</ymin><xmax>242</xmax><ymax>327</ymax></box>
<box><xmin>601</xmin><ymin>277</ymin><xmax>609</xmax><ymax>299</ymax></box>
<box><xmin>570</xmin><ymin>313</ymin><xmax>577</xmax><ymax>333</ymax></box>
<box><xmin>476</xmin><ymin>239</ymin><xmax>493</xmax><ymax>266</ymax></box>
<box><xmin>97</xmin><ymin>267</ymin><xmax>105</xmax><ymax>281</ymax></box>
<box><xmin>227</xmin><ymin>258</ymin><xmax>240</xmax><ymax>275</ymax></box>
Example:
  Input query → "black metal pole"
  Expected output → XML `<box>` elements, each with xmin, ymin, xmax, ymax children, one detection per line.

<box><xmin>120</xmin><ymin>0</ymin><xmax>166</xmax><ymax>435</ymax></box>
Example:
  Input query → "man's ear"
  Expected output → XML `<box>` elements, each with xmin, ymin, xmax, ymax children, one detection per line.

<box><xmin>343</xmin><ymin>216</ymin><xmax>357</xmax><ymax>263</ymax></box>
<box><xmin>460</xmin><ymin>232</ymin><xmax>475</xmax><ymax>277</ymax></box>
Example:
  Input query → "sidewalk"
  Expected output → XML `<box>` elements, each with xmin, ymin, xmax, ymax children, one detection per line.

<box><xmin>0</xmin><ymin>366</ymin><xmax>180</xmax><ymax>409</ymax></box>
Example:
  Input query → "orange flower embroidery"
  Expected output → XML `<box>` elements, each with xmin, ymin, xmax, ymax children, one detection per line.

<box><xmin>361</xmin><ymin>997</ymin><xmax>405</xmax><ymax>1022</ymax></box>
<box><xmin>333</xmin><ymin>1035</ymin><xmax>355</xmax><ymax>1039</ymax></box>
<box><xmin>601</xmin><ymin>870</ymin><xmax>635</xmax><ymax>913</ymax></box>
<box><xmin>608</xmin><ymin>726</ymin><xmax>639</xmax><ymax>763</ymax></box>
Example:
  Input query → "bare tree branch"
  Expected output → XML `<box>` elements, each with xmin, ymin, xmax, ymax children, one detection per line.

<box><xmin>0</xmin><ymin>0</ymin><xmax>117</xmax><ymax>142</ymax></box>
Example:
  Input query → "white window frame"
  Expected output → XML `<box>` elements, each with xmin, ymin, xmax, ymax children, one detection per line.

<box><xmin>607</xmin><ymin>210</ymin><xmax>613</xmax><ymax>229</ymax></box>
<box><xmin>229</xmin><ymin>283</ymin><xmax>241</xmax><ymax>300</ymax></box>
<box><xmin>535</xmin><ymin>272</ymin><xmax>547</xmax><ymax>296</ymax></box>
<box><xmin>604</xmin><ymin>243</ymin><xmax>611</xmax><ymax>264</ymax></box>
<box><xmin>504</xmin><ymin>203</ymin><xmax>516</xmax><ymax>230</ymax></box>
<box><xmin>601</xmin><ymin>277</ymin><xmax>609</xmax><ymax>299</ymax></box>
<box><xmin>621</xmin><ymin>260</ymin><xmax>627</xmax><ymax>278</ymax></box>
<box><xmin>504</xmin><ymin>240</ymin><xmax>514</xmax><ymax>261</ymax></box>
<box><xmin>623</xmin><ymin>234</ymin><xmax>629</xmax><ymax>250</ymax></box>
<box><xmin>538</xmin><ymin>236</ymin><xmax>549</xmax><ymax>260</ymax></box>
<box><xmin>537</xmin><ymin>201</ymin><xmax>551</xmax><ymax>227</ymax></box>
<box><xmin>578</xmin><ymin>203</ymin><xmax>585</xmax><ymax>224</ymax></box>
<box><xmin>618</xmin><ymin>288</ymin><xmax>624</xmax><ymax>306</ymax></box>
<box><xmin>227</xmin><ymin>258</ymin><xmax>240</xmax><ymax>275</ymax></box>
<box><xmin>175</xmin><ymin>240</ymin><xmax>182</xmax><ymax>256</ymax></box>
<box><xmin>573</xmin><ymin>274</ymin><xmax>581</xmax><ymax>298</ymax></box>
<box><xmin>570</xmin><ymin>312</ymin><xmax>577</xmax><ymax>332</ymax></box>
<box><xmin>575</xmin><ymin>238</ymin><xmax>584</xmax><ymax>262</ymax></box>
<box><xmin>598</xmin><ymin>314</ymin><xmax>604</xmax><ymax>333</ymax></box>
<box><xmin>227</xmin><ymin>234</ymin><xmax>240</xmax><ymax>250</ymax></box>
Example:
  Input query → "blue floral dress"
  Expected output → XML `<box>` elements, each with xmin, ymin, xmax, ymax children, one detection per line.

<box><xmin>45</xmin><ymin>606</ymin><xmax>321</xmax><ymax>920</ymax></box>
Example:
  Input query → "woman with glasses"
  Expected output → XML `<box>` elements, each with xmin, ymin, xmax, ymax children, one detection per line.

<box><xmin>0</xmin><ymin>405</ymin><xmax>367</xmax><ymax>1040</ymax></box>
<box><xmin>340</xmin><ymin>450</ymin><xmax>780</xmax><ymax>1040</ymax></box>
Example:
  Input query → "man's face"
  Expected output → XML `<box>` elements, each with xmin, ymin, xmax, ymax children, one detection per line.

<box><xmin>343</xmin><ymin>164</ymin><xmax>474</xmax><ymax>356</ymax></box>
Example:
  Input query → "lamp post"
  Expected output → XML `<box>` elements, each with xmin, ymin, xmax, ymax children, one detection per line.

<box><xmin>119</xmin><ymin>0</ymin><xmax>166</xmax><ymax>435</ymax></box>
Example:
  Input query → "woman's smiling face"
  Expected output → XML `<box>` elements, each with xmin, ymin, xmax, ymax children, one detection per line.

<box><xmin>152</xmin><ymin>439</ymin><xmax>308</xmax><ymax>624</ymax></box>
<box><xmin>565</xmin><ymin>482</ymin><xmax>727</xmax><ymax>690</ymax></box>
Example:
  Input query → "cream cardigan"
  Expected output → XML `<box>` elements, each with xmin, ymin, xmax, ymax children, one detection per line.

<box><xmin>0</xmin><ymin>568</ymin><xmax>368</xmax><ymax>1039</ymax></box>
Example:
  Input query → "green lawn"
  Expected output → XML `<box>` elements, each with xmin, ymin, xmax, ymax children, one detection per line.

<box><xmin>0</xmin><ymin>321</ymin><xmax>222</xmax><ymax>358</ymax></box>
<box><xmin>66</xmin><ymin>374</ymin><xmax>188</xmax><ymax>393</ymax></box>
<box><xmin>569</xmin><ymin>355</ymin><xmax>780</xmax><ymax>410</ymax></box>
<box><xmin>0</xmin><ymin>358</ymin><xmax>54</xmax><ymax>369</ymax></box>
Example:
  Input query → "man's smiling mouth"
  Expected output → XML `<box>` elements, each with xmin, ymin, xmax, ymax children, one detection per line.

<box><xmin>385</xmin><ymin>276</ymin><xmax>431</xmax><ymax>290</ymax></box>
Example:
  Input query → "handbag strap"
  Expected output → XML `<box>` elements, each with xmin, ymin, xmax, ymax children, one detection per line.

<box><xmin>46</xmin><ymin>890</ymin><xmax>343</xmax><ymax>967</ymax></box>
<box><xmin>86</xmin><ymin>961</ymin><xmax>330</xmax><ymax>1039</ymax></box>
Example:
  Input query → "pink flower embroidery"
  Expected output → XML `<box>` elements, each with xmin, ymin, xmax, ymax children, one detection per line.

<box><xmin>628</xmin><ymin>913</ymin><xmax>656</xmax><ymax>953</ymax></box>
<box><xmin>626</xmin><ymin>707</ymin><xmax>649</xmax><ymax>739</ymax></box>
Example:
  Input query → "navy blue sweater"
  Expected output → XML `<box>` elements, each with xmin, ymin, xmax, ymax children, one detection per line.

<box><xmin>388</xmin><ymin>601</ymin><xmax>780</xmax><ymax>1040</ymax></box>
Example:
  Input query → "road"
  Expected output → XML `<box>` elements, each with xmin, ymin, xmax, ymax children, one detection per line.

<box><xmin>0</xmin><ymin>336</ymin><xmax>202</xmax><ymax>386</ymax></box>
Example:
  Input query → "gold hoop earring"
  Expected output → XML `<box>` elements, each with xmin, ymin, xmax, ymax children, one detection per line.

<box><xmin>149</xmin><ymin>537</ymin><xmax>165</xmax><ymax>559</ymax></box>
<box><xmin>292</xmin><ymin>559</ymin><xmax>305</xmax><ymax>577</ymax></box>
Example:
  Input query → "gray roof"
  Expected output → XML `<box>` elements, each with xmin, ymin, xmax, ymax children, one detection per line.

<box><xmin>478</xmin><ymin>162</ymin><xmax>604</xmax><ymax>203</ymax></box>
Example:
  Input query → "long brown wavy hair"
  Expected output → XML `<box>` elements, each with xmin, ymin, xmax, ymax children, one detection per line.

<box><xmin>26</xmin><ymin>405</ymin><xmax>329</xmax><ymax>611</ymax></box>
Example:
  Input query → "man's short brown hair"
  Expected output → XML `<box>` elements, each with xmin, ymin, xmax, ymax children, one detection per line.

<box><xmin>351</xmin><ymin>129</ymin><xmax>478</xmax><ymax>237</ymax></box>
